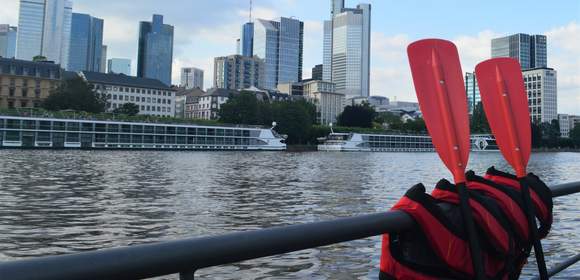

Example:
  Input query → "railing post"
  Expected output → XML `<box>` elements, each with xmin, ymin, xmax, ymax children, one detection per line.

<box><xmin>179</xmin><ymin>270</ymin><xmax>195</xmax><ymax>280</ymax></box>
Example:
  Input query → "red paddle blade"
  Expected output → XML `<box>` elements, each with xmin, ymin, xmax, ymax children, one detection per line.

<box><xmin>475</xmin><ymin>58</ymin><xmax>531</xmax><ymax>177</ymax></box>
<box><xmin>407</xmin><ymin>39</ymin><xmax>470</xmax><ymax>183</ymax></box>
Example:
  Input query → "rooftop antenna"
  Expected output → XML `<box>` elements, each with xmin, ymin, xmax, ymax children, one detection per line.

<box><xmin>249</xmin><ymin>0</ymin><xmax>253</xmax><ymax>22</ymax></box>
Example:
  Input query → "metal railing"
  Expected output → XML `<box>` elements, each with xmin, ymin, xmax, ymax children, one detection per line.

<box><xmin>1</xmin><ymin>181</ymin><xmax>579</xmax><ymax>280</ymax></box>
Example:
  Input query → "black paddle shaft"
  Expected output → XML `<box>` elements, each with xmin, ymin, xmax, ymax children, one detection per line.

<box><xmin>519</xmin><ymin>178</ymin><xmax>549</xmax><ymax>279</ymax></box>
<box><xmin>457</xmin><ymin>182</ymin><xmax>486</xmax><ymax>280</ymax></box>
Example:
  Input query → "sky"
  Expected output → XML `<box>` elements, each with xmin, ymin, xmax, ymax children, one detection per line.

<box><xmin>2</xmin><ymin>0</ymin><xmax>579</xmax><ymax>114</ymax></box>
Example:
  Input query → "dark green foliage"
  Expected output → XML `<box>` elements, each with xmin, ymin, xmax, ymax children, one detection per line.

<box><xmin>42</xmin><ymin>77</ymin><xmax>107</xmax><ymax>113</ymax></box>
<box><xmin>541</xmin><ymin>119</ymin><xmax>561</xmax><ymax>147</ymax></box>
<box><xmin>113</xmin><ymin>103</ymin><xmax>139</xmax><ymax>116</ymax></box>
<box><xmin>531</xmin><ymin>122</ymin><xmax>542</xmax><ymax>148</ymax></box>
<box><xmin>218</xmin><ymin>91</ymin><xmax>260</xmax><ymax>125</ymax></box>
<box><xmin>470</xmin><ymin>102</ymin><xmax>490</xmax><ymax>133</ymax></box>
<box><xmin>219</xmin><ymin>93</ymin><xmax>317</xmax><ymax>145</ymax></box>
<box><xmin>337</xmin><ymin>104</ymin><xmax>376</xmax><ymax>128</ymax></box>
<box><xmin>571</xmin><ymin>126</ymin><xmax>580</xmax><ymax>147</ymax></box>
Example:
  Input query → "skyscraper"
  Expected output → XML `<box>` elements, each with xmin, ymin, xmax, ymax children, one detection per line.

<box><xmin>491</xmin><ymin>33</ymin><xmax>547</xmax><ymax>70</ymax></box>
<box><xmin>100</xmin><ymin>45</ymin><xmax>107</xmax><ymax>73</ymax></box>
<box><xmin>465</xmin><ymin>72</ymin><xmax>481</xmax><ymax>114</ymax></box>
<box><xmin>67</xmin><ymin>13</ymin><xmax>103</xmax><ymax>72</ymax></box>
<box><xmin>16</xmin><ymin>0</ymin><xmax>72</xmax><ymax>66</ymax></box>
<box><xmin>323</xmin><ymin>2</ymin><xmax>371</xmax><ymax>98</ymax></box>
<box><xmin>240</xmin><ymin>22</ymin><xmax>254</xmax><ymax>57</ymax></box>
<box><xmin>180</xmin><ymin>67</ymin><xmax>204</xmax><ymax>89</ymax></box>
<box><xmin>137</xmin><ymin>14</ymin><xmax>174</xmax><ymax>86</ymax></box>
<box><xmin>523</xmin><ymin>68</ymin><xmax>557</xmax><ymax>123</ymax></box>
<box><xmin>213</xmin><ymin>55</ymin><xmax>264</xmax><ymax>90</ymax></box>
<box><xmin>0</xmin><ymin>25</ymin><xmax>17</xmax><ymax>58</ymax></box>
<box><xmin>107</xmin><ymin>58</ymin><xmax>131</xmax><ymax>75</ymax></box>
<box><xmin>253</xmin><ymin>17</ymin><xmax>303</xmax><ymax>90</ymax></box>
<box><xmin>311</xmin><ymin>64</ymin><xmax>323</xmax><ymax>80</ymax></box>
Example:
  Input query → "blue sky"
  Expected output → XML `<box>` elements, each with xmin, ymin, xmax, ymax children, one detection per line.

<box><xmin>2</xmin><ymin>0</ymin><xmax>579</xmax><ymax>113</ymax></box>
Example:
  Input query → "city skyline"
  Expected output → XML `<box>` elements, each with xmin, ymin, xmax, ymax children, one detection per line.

<box><xmin>1</xmin><ymin>0</ymin><xmax>578</xmax><ymax>114</ymax></box>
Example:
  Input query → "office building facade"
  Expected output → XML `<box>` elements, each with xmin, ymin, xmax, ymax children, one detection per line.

<box><xmin>0</xmin><ymin>57</ymin><xmax>62</xmax><ymax>109</ymax></box>
<box><xmin>491</xmin><ymin>33</ymin><xmax>547</xmax><ymax>70</ymax></box>
<box><xmin>107</xmin><ymin>58</ymin><xmax>131</xmax><ymax>75</ymax></box>
<box><xmin>180</xmin><ymin>67</ymin><xmax>204</xmax><ymax>89</ymax></box>
<box><xmin>240</xmin><ymin>22</ymin><xmax>254</xmax><ymax>57</ymax></box>
<box><xmin>78</xmin><ymin>71</ymin><xmax>176</xmax><ymax>117</ymax></box>
<box><xmin>0</xmin><ymin>25</ymin><xmax>17</xmax><ymax>58</ymax></box>
<box><xmin>323</xmin><ymin>2</ymin><xmax>371</xmax><ymax>98</ymax></box>
<box><xmin>213</xmin><ymin>55</ymin><xmax>264</xmax><ymax>90</ymax></box>
<box><xmin>311</xmin><ymin>64</ymin><xmax>323</xmax><ymax>80</ymax></box>
<box><xmin>100</xmin><ymin>45</ymin><xmax>107</xmax><ymax>73</ymax></box>
<box><xmin>68</xmin><ymin>13</ymin><xmax>104</xmax><ymax>72</ymax></box>
<box><xmin>522</xmin><ymin>68</ymin><xmax>557</xmax><ymax>123</ymax></box>
<box><xmin>303</xmin><ymin>80</ymin><xmax>344</xmax><ymax>125</ymax></box>
<box><xmin>16</xmin><ymin>0</ymin><xmax>72</xmax><ymax>66</ymax></box>
<box><xmin>253</xmin><ymin>17</ymin><xmax>303</xmax><ymax>90</ymax></box>
<box><xmin>465</xmin><ymin>72</ymin><xmax>481</xmax><ymax>114</ymax></box>
<box><xmin>137</xmin><ymin>14</ymin><xmax>174</xmax><ymax>86</ymax></box>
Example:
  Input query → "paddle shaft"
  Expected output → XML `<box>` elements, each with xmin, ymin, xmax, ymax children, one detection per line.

<box><xmin>494</xmin><ymin>68</ymin><xmax>549</xmax><ymax>279</ymax></box>
<box><xmin>520</xmin><ymin>178</ymin><xmax>549</xmax><ymax>279</ymax></box>
<box><xmin>431</xmin><ymin>51</ymin><xmax>486</xmax><ymax>280</ymax></box>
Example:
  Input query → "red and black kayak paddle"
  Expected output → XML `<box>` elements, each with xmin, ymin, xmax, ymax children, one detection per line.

<box><xmin>475</xmin><ymin>57</ymin><xmax>549</xmax><ymax>279</ymax></box>
<box><xmin>408</xmin><ymin>39</ymin><xmax>486</xmax><ymax>280</ymax></box>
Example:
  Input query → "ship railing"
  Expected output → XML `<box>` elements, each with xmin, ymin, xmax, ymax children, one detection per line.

<box><xmin>0</xmin><ymin>181</ymin><xmax>579</xmax><ymax>280</ymax></box>
<box><xmin>0</xmin><ymin>108</ymin><xmax>268</xmax><ymax>130</ymax></box>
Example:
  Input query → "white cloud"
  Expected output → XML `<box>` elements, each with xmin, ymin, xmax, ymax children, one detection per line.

<box><xmin>237</xmin><ymin>7</ymin><xmax>280</xmax><ymax>21</ymax></box>
<box><xmin>452</xmin><ymin>30</ymin><xmax>503</xmax><ymax>72</ymax></box>
<box><xmin>0</xmin><ymin>0</ymin><xmax>19</xmax><ymax>25</ymax></box>
<box><xmin>546</xmin><ymin>22</ymin><xmax>580</xmax><ymax>114</ymax></box>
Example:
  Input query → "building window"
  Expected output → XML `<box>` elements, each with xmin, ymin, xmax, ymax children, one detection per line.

<box><xmin>130</xmin><ymin>96</ymin><xmax>134</xmax><ymax>102</ymax></box>
<box><xmin>113</xmin><ymin>95</ymin><xmax>117</xmax><ymax>100</ymax></box>
<box><xmin>22</xmin><ymin>88</ymin><xmax>28</xmax><ymax>97</ymax></box>
<box><xmin>125</xmin><ymin>96</ymin><xmax>129</xmax><ymax>101</ymax></box>
<box><xmin>9</xmin><ymin>88</ymin><xmax>15</xmax><ymax>96</ymax></box>
<box><xmin>35</xmin><ymin>89</ymin><xmax>41</xmax><ymax>97</ymax></box>
<box><xmin>21</xmin><ymin>101</ymin><xmax>28</xmax><ymax>108</ymax></box>
<box><xmin>141</xmin><ymin>105</ymin><xmax>145</xmax><ymax>110</ymax></box>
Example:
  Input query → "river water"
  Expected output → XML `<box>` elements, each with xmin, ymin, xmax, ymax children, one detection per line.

<box><xmin>0</xmin><ymin>150</ymin><xmax>579</xmax><ymax>279</ymax></box>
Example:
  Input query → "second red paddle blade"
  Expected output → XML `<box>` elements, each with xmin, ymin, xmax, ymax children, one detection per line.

<box><xmin>475</xmin><ymin>58</ymin><xmax>531</xmax><ymax>175</ymax></box>
<box><xmin>407</xmin><ymin>39</ymin><xmax>470</xmax><ymax>182</ymax></box>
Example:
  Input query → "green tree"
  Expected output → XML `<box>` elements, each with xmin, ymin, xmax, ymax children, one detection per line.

<box><xmin>32</xmin><ymin>55</ymin><xmax>47</xmax><ymax>62</ymax></box>
<box><xmin>113</xmin><ymin>103</ymin><xmax>140</xmax><ymax>116</ymax></box>
<box><xmin>337</xmin><ymin>104</ymin><xmax>376</xmax><ymax>128</ymax></box>
<box><xmin>271</xmin><ymin>100</ymin><xmax>315</xmax><ymax>145</ymax></box>
<box><xmin>471</xmin><ymin>102</ymin><xmax>490</xmax><ymax>133</ymax></box>
<box><xmin>375</xmin><ymin>111</ymin><xmax>403</xmax><ymax>130</ymax></box>
<box><xmin>531</xmin><ymin>122</ymin><xmax>542</xmax><ymax>148</ymax></box>
<box><xmin>42</xmin><ymin>77</ymin><xmax>107</xmax><ymax>113</ymax></box>
<box><xmin>401</xmin><ymin>117</ymin><xmax>426</xmax><ymax>132</ymax></box>
<box><xmin>541</xmin><ymin>120</ymin><xmax>560</xmax><ymax>147</ymax></box>
<box><xmin>218</xmin><ymin>91</ymin><xmax>259</xmax><ymax>124</ymax></box>
<box><xmin>570</xmin><ymin>125</ymin><xmax>580</xmax><ymax>148</ymax></box>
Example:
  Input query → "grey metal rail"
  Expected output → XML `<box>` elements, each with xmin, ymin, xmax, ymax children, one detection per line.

<box><xmin>0</xmin><ymin>181</ymin><xmax>579</xmax><ymax>280</ymax></box>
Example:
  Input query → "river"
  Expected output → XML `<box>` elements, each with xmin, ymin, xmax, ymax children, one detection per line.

<box><xmin>0</xmin><ymin>150</ymin><xmax>579</xmax><ymax>279</ymax></box>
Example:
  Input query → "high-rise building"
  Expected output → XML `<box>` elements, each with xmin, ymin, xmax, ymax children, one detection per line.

<box><xmin>465</xmin><ymin>72</ymin><xmax>481</xmax><ymax>114</ymax></box>
<box><xmin>107</xmin><ymin>58</ymin><xmax>131</xmax><ymax>75</ymax></box>
<box><xmin>323</xmin><ymin>2</ymin><xmax>371</xmax><ymax>98</ymax></box>
<box><xmin>303</xmin><ymin>80</ymin><xmax>344</xmax><ymax>125</ymax></box>
<box><xmin>213</xmin><ymin>54</ymin><xmax>264</xmax><ymax>90</ymax></box>
<box><xmin>180</xmin><ymin>67</ymin><xmax>204</xmax><ymax>89</ymax></box>
<box><xmin>522</xmin><ymin>67</ymin><xmax>557</xmax><ymax>123</ymax></box>
<box><xmin>253</xmin><ymin>17</ymin><xmax>303</xmax><ymax>90</ymax></box>
<box><xmin>559</xmin><ymin>114</ymin><xmax>570</xmax><ymax>138</ymax></box>
<box><xmin>67</xmin><ymin>13</ymin><xmax>103</xmax><ymax>72</ymax></box>
<box><xmin>16</xmin><ymin>0</ymin><xmax>72</xmax><ymax>66</ymax></box>
<box><xmin>100</xmin><ymin>45</ymin><xmax>107</xmax><ymax>73</ymax></box>
<box><xmin>137</xmin><ymin>14</ymin><xmax>174</xmax><ymax>86</ymax></box>
<box><xmin>491</xmin><ymin>33</ymin><xmax>547</xmax><ymax>70</ymax></box>
<box><xmin>240</xmin><ymin>22</ymin><xmax>254</xmax><ymax>57</ymax></box>
<box><xmin>0</xmin><ymin>25</ymin><xmax>17</xmax><ymax>58</ymax></box>
<box><xmin>311</xmin><ymin>64</ymin><xmax>323</xmax><ymax>80</ymax></box>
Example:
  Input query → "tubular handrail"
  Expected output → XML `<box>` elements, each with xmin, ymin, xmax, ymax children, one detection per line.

<box><xmin>0</xmin><ymin>181</ymin><xmax>579</xmax><ymax>280</ymax></box>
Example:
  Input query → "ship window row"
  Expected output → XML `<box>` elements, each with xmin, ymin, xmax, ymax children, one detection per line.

<box><xmin>366</xmin><ymin>135</ymin><xmax>432</xmax><ymax>143</ymax></box>
<box><xmin>0</xmin><ymin>119</ymin><xmax>252</xmax><ymax>137</ymax></box>
<box><xmin>366</xmin><ymin>142</ymin><xmax>434</xmax><ymax>148</ymax></box>
<box><xmin>1</xmin><ymin>131</ymin><xmax>257</xmax><ymax>145</ymax></box>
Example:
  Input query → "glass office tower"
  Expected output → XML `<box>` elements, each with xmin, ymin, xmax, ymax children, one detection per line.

<box><xmin>0</xmin><ymin>25</ymin><xmax>17</xmax><ymax>58</ymax></box>
<box><xmin>68</xmin><ymin>13</ymin><xmax>103</xmax><ymax>72</ymax></box>
<box><xmin>240</xmin><ymin>22</ymin><xmax>254</xmax><ymax>57</ymax></box>
<box><xmin>137</xmin><ymin>14</ymin><xmax>174</xmax><ymax>86</ymax></box>
<box><xmin>491</xmin><ymin>33</ymin><xmax>547</xmax><ymax>70</ymax></box>
<box><xmin>253</xmin><ymin>17</ymin><xmax>303</xmax><ymax>90</ymax></box>
<box><xmin>323</xmin><ymin>2</ymin><xmax>371</xmax><ymax>98</ymax></box>
<box><xmin>107</xmin><ymin>58</ymin><xmax>131</xmax><ymax>75</ymax></box>
<box><xmin>16</xmin><ymin>0</ymin><xmax>72</xmax><ymax>65</ymax></box>
<box><xmin>465</xmin><ymin>72</ymin><xmax>481</xmax><ymax>114</ymax></box>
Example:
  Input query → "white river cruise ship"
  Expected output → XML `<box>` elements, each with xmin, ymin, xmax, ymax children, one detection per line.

<box><xmin>0</xmin><ymin>115</ymin><xmax>286</xmax><ymax>151</ymax></box>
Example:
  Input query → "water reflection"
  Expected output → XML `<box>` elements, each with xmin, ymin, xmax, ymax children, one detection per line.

<box><xmin>0</xmin><ymin>150</ymin><xmax>579</xmax><ymax>279</ymax></box>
